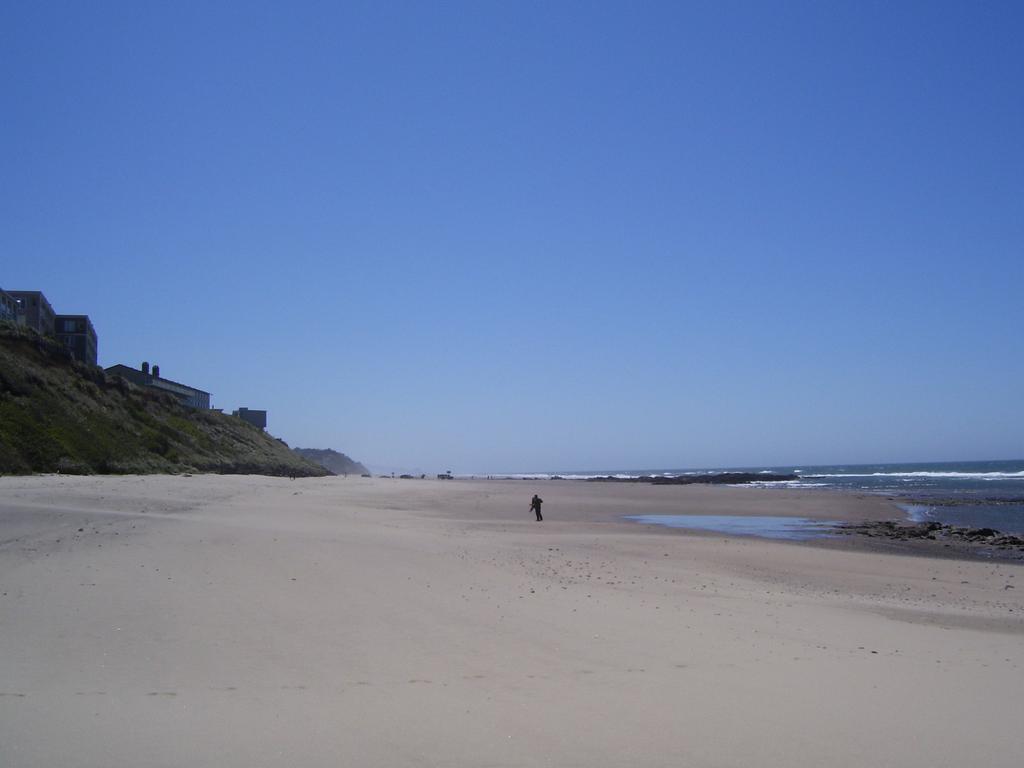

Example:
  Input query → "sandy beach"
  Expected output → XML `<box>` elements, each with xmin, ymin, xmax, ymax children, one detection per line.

<box><xmin>1</xmin><ymin>474</ymin><xmax>1021</xmax><ymax>767</ymax></box>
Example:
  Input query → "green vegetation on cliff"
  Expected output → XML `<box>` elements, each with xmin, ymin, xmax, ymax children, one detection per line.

<box><xmin>0</xmin><ymin>324</ymin><xmax>328</xmax><ymax>476</ymax></box>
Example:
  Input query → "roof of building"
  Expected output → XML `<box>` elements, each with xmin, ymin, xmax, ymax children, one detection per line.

<box><xmin>105</xmin><ymin>364</ymin><xmax>211</xmax><ymax>395</ymax></box>
<box><xmin>7</xmin><ymin>290</ymin><xmax>53</xmax><ymax>304</ymax></box>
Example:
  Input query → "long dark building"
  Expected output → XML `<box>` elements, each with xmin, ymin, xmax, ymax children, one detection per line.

<box><xmin>105</xmin><ymin>362</ymin><xmax>211</xmax><ymax>409</ymax></box>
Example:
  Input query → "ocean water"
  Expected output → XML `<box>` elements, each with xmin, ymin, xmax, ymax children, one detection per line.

<box><xmin>501</xmin><ymin>459</ymin><xmax>1024</xmax><ymax>534</ymax></box>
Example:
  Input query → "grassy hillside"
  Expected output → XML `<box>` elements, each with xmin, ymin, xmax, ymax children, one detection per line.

<box><xmin>0</xmin><ymin>324</ymin><xmax>328</xmax><ymax>477</ymax></box>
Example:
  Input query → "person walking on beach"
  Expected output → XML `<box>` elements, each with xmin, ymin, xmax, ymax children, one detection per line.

<box><xmin>530</xmin><ymin>494</ymin><xmax>544</xmax><ymax>522</ymax></box>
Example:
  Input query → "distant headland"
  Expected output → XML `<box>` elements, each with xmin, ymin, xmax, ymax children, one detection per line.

<box><xmin>293</xmin><ymin>448</ymin><xmax>369</xmax><ymax>476</ymax></box>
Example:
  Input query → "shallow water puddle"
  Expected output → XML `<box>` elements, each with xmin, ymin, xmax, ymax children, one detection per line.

<box><xmin>624</xmin><ymin>514</ymin><xmax>840</xmax><ymax>540</ymax></box>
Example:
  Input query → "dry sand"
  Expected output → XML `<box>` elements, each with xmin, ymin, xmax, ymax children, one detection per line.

<box><xmin>1</xmin><ymin>474</ymin><xmax>1021</xmax><ymax>767</ymax></box>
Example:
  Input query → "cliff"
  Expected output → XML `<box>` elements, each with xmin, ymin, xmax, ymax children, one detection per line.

<box><xmin>0</xmin><ymin>324</ymin><xmax>329</xmax><ymax>477</ymax></box>
<box><xmin>293</xmin><ymin>447</ymin><xmax>369</xmax><ymax>476</ymax></box>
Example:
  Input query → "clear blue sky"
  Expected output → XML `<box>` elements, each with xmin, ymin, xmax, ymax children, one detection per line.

<box><xmin>3</xmin><ymin>1</ymin><xmax>1022</xmax><ymax>473</ymax></box>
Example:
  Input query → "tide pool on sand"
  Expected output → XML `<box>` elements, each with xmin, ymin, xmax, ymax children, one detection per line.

<box><xmin>625</xmin><ymin>514</ymin><xmax>840</xmax><ymax>540</ymax></box>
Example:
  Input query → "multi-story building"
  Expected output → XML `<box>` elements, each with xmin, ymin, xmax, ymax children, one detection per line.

<box><xmin>105</xmin><ymin>361</ymin><xmax>211</xmax><ymax>409</ymax></box>
<box><xmin>55</xmin><ymin>314</ymin><xmax>98</xmax><ymax>366</ymax></box>
<box><xmin>0</xmin><ymin>288</ymin><xmax>20</xmax><ymax>324</ymax></box>
<box><xmin>7</xmin><ymin>290</ymin><xmax>56</xmax><ymax>335</ymax></box>
<box><xmin>232</xmin><ymin>407</ymin><xmax>267</xmax><ymax>430</ymax></box>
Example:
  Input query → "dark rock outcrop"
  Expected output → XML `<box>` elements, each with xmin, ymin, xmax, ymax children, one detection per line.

<box><xmin>841</xmin><ymin>520</ymin><xmax>1024</xmax><ymax>549</ymax></box>
<box><xmin>904</xmin><ymin>496</ymin><xmax>1024</xmax><ymax>507</ymax></box>
<box><xmin>586</xmin><ymin>472</ymin><xmax>798</xmax><ymax>485</ymax></box>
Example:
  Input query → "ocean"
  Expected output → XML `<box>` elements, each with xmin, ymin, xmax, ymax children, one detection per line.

<box><xmin>499</xmin><ymin>459</ymin><xmax>1024</xmax><ymax>534</ymax></box>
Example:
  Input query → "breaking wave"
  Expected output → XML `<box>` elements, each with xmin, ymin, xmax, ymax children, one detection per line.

<box><xmin>802</xmin><ymin>471</ymin><xmax>1024</xmax><ymax>481</ymax></box>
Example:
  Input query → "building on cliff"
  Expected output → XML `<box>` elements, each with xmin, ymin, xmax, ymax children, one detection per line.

<box><xmin>2</xmin><ymin>290</ymin><xmax>100</xmax><ymax>366</ymax></box>
<box><xmin>0</xmin><ymin>289</ymin><xmax>20</xmax><ymax>324</ymax></box>
<box><xmin>55</xmin><ymin>314</ymin><xmax>98</xmax><ymax>366</ymax></box>
<box><xmin>7</xmin><ymin>290</ymin><xmax>56</xmax><ymax>336</ymax></box>
<box><xmin>232</xmin><ymin>407</ymin><xmax>267</xmax><ymax>430</ymax></box>
<box><xmin>106</xmin><ymin>361</ymin><xmax>211</xmax><ymax>409</ymax></box>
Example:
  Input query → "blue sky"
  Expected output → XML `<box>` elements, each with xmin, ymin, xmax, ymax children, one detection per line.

<box><xmin>2</xmin><ymin>1</ymin><xmax>1022</xmax><ymax>473</ymax></box>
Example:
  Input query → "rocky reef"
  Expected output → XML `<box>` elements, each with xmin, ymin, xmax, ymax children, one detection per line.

<box><xmin>586</xmin><ymin>472</ymin><xmax>798</xmax><ymax>485</ymax></box>
<box><xmin>841</xmin><ymin>520</ymin><xmax>1024</xmax><ymax>551</ymax></box>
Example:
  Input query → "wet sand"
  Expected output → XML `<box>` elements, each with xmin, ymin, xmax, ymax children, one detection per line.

<box><xmin>1</xmin><ymin>474</ymin><xmax>1021</xmax><ymax>767</ymax></box>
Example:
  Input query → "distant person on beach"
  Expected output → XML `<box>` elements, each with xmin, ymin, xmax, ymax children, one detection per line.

<box><xmin>530</xmin><ymin>494</ymin><xmax>543</xmax><ymax>522</ymax></box>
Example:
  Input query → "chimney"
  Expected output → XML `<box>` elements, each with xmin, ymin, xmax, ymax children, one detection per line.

<box><xmin>152</xmin><ymin>365</ymin><xmax>160</xmax><ymax>378</ymax></box>
<box><xmin>141</xmin><ymin>361</ymin><xmax>149</xmax><ymax>374</ymax></box>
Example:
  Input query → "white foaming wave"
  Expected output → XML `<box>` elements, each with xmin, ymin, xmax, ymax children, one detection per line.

<box><xmin>730</xmin><ymin>480</ymin><xmax>829</xmax><ymax>489</ymax></box>
<box><xmin>803</xmin><ymin>471</ymin><xmax>1024</xmax><ymax>480</ymax></box>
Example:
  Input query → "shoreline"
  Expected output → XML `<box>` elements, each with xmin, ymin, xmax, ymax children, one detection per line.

<box><xmin>443</xmin><ymin>477</ymin><xmax>1024</xmax><ymax>562</ymax></box>
<box><xmin>7</xmin><ymin>471</ymin><xmax>1023</xmax><ymax>560</ymax></box>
